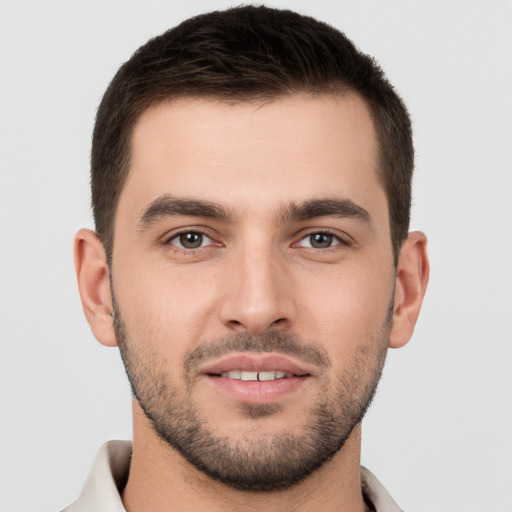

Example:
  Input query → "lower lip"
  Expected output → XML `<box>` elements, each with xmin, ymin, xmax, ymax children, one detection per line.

<box><xmin>205</xmin><ymin>375</ymin><xmax>309</xmax><ymax>404</ymax></box>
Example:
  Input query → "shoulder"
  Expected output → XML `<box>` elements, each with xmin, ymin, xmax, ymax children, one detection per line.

<box><xmin>361</xmin><ymin>466</ymin><xmax>405</xmax><ymax>512</ymax></box>
<box><xmin>61</xmin><ymin>440</ymin><xmax>132</xmax><ymax>512</ymax></box>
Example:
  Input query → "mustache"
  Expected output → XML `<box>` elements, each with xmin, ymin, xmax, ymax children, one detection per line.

<box><xmin>184</xmin><ymin>331</ymin><xmax>331</xmax><ymax>374</ymax></box>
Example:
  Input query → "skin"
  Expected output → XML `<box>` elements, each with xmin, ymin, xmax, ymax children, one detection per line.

<box><xmin>75</xmin><ymin>93</ymin><xmax>429</xmax><ymax>512</ymax></box>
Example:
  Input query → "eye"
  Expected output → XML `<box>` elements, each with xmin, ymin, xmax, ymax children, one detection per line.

<box><xmin>298</xmin><ymin>232</ymin><xmax>342</xmax><ymax>249</ymax></box>
<box><xmin>168</xmin><ymin>231</ymin><xmax>212</xmax><ymax>249</ymax></box>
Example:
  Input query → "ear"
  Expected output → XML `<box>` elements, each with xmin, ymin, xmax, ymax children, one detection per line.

<box><xmin>74</xmin><ymin>228</ymin><xmax>118</xmax><ymax>347</ymax></box>
<box><xmin>388</xmin><ymin>231</ymin><xmax>429</xmax><ymax>349</ymax></box>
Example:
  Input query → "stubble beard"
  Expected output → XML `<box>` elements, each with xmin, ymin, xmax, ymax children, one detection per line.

<box><xmin>113</xmin><ymin>298</ymin><xmax>390</xmax><ymax>492</ymax></box>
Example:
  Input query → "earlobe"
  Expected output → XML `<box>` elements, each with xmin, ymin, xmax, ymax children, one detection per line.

<box><xmin>74</xmin><ymin>228</ymin><xmax>118</xmax><ymax>347</ymax></box>
<box><xmin>388</xmin><ymin>231</ymin><xmax>430</xmax><ymax>349</ymax></box>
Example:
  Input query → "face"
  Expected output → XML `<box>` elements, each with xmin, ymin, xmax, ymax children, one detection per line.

<box><xmin>111</xmin><ymin>94</ymin><xmax>396</xmax><ymax>490</ymax></box>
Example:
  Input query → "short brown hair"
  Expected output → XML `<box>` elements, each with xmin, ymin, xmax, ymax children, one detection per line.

<box><xmin>91</xmin><ymin>5</ymin><xmax>413</xmax><ymax>262</ymax></box>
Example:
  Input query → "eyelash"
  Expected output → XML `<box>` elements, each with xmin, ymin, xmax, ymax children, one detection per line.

<box><xmin>163</xmin><ymin>228</ymin><xmax>349</xmax><ymax>255</ymax></box>
<box><xmin>295</xmin><ymin>230</ymin><xmax>349</xmax><ymax>250</ymax></box>
<box><xmin>164</xmin><ymin>229</ymin><xmax>219</xmax><ymax>255</ymax></box>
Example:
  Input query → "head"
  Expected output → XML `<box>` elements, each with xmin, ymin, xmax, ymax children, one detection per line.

<box><xmin>76</xmin><ymin>5</ymin><xmax>428</xmax><ymax>493</ymax></box>
<box><xmin>91</xmin><ymin>5</ymin><xmax>413</xmax><ymax>264</ymax></box>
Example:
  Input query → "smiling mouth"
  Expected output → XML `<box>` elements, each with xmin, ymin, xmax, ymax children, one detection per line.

<box><xmin>211</xmin><ymin>370</ymin><xmax>307</xmax><ymax>381</ymax></box>
<box><xmin>200</xmin><ymin>353</ymin><xmax>315</xmax><ymax>403</ymax></box>
<box><xmin>205</xmin><ymin>369</ymin><xmax>311</xmax><ymax>404</ymax></box>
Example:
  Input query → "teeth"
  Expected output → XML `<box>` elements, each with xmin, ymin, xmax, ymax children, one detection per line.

<box><xmin>219</xmin><ymin>370</ymin><xmax>292</xmax><ymax>381</ymax></box>
<box><xmin>240</xmin><ymin>371</ymin><xmax>258</xmax><ymax>381</ymax></box>
<box><xmin>258</xmin><ymin>371</ymin><xmax>276</xmax><ymax>381</ymax></box>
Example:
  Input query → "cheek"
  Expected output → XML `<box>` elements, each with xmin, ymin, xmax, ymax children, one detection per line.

<box><xmin>112</xmin><ymin>255</ymin><xmax>223</xmax><ymax>354</ymax></box>
<box><xmin>294</xmin><ymin>261</ymin><xmax>394</xmax><ymax>354</ymax></box>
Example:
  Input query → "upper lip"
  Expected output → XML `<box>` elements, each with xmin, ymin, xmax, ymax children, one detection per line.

<box><xmin>199</xmin><ymin>353</ymin><xmax>314</xmax><ymax>377</ymax></box>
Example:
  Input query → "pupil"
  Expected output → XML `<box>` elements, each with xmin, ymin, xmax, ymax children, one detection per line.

<box><xmin>311</xmin><ymin>233</ymin><xmax>332</xmax><ymax>248</ymax></box>
<box><xmin>180</xmin><ymin>232</ymin><xmax>203</xmax><ymax>248</ymax></box>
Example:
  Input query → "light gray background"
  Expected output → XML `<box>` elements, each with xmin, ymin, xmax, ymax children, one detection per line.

<box><xmin>1</xmin><ymin>1</ymin><xmax>511</xmax><ymax>511</ymax></box>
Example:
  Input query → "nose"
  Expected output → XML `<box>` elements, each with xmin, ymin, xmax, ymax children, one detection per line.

<box><xmin>219</xmin><ymin>244</ymin><xmax>295</xmax><ymax>335</ymax></box>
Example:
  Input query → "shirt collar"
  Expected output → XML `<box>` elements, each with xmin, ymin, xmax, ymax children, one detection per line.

<box><xmin>63</xmin><ymin>441</ymin><xmax>403</xmax><ymax>512</ymax></box>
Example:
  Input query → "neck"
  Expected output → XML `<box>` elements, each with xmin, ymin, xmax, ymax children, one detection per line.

<box><xmin>122</xmin><ymin>400</ymin><xmax>369</xmax><ymax>512</ymax></box>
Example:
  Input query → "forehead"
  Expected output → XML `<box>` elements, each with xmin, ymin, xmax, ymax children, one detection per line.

<box><xmin>119</xmin><ymin>93</ymin><xmax>385</xmax><ymax>225</ymax></box>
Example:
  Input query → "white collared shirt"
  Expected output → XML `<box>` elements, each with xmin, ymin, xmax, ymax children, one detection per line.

<box><xmin>62</xmin><ymin>441</ymin><xmax>404</xmax><ymax>512</ymax></box>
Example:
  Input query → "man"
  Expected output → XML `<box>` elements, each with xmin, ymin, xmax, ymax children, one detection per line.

<box><xmin>67</xmin><ymin>5</ymin><xmax>429</xmax><ymax>511</ymax></box>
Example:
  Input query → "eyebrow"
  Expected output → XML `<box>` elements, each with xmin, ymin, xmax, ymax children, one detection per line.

<box><xmin>137</xmin><ymin>194</ymin><xmax>235</xmax><ymax>231</ymax></box>
<box><xmin>277</xmin><ymin>198</ymin><xmax>372</xmax><ymax>225</ymax></box>
<box><xmin>137</xmin><ymin>195</ymin><xmax>372</xmax><ymax>231</ymax></box>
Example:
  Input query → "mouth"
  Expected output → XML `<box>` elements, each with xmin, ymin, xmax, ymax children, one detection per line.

<box><xmin>215</xmin><ymin>370</ymin><xmax>296</xmax><ymax>381</ymax></box>
<box><xmin>200</xmin><ymin>353</ymin><xmax>313</xmax><ymax>404</ymax></box>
